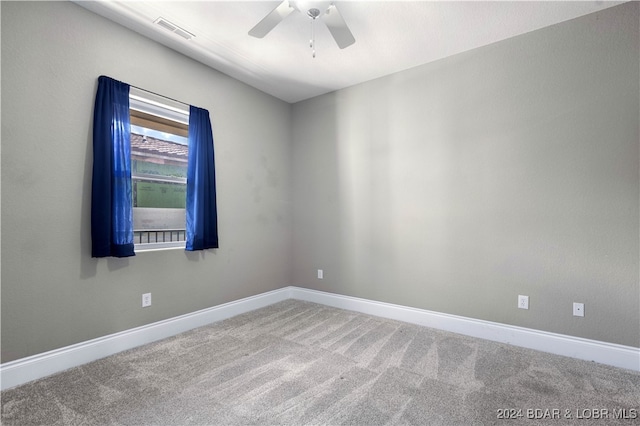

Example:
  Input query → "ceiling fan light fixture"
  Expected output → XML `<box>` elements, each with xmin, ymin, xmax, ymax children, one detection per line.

<box><xmin>307</xmin><ymin>8</ymin><xmax>321</xmax><ymax>19</ymax></box>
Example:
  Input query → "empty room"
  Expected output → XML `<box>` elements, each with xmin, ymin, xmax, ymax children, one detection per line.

<box><xmin>1</xmin><ymin>0</ymin><xmax>639</xmax><ymax>424</ymax></box>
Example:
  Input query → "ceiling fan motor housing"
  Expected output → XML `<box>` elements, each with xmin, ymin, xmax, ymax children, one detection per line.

<box><xmin>294</xmin><ymin>1</ymin><xmax>333</xmax><ymax>14</ymax></box>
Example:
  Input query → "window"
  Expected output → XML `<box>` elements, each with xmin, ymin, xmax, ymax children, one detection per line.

<box><xmin>129</xmin><ymin>88</ymin><xmax>190</xmax><ymax>250</ymax></box>
<box><xmin>92</xmin><ymin>76</ymin><xmax>218</xmax><ymax>258</ymax></box>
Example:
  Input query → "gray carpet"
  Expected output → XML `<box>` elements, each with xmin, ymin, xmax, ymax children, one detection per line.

<box><xmin>2</xmin><ymin>299</ymin><xmax>639</xmax><ymax>425</ymax></box>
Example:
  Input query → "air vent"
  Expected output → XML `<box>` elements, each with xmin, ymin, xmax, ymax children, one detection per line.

<box><xmin>154</xmin><ymin>17</ymin><xmax>194</xmax><ymax>40</ymax></box>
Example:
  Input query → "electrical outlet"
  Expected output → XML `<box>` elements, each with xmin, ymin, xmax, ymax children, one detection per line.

<box><xmin>317</xmin><ymin>269</ymin><xmax>323</xmax><ymax>279</ymax></box>
<box><xmin>518</xmin><ymin>295</ymin><xmax>529</xmax><ymax>310</ymax></box>
<box><xmin>573</xmin><ymin>302</ymin><xmax>584</xmax><ymax>317</ymax></box>
<box><xmin>142</xmin><ymin>293</ymin><xmax>152</xmax><ymax>308</ymax></box>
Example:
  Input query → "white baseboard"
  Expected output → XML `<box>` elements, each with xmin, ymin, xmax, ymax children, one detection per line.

<box><xmin>289</xmin><ymin>287</ymin><xmax>640</xmax><ymax>372</ymax></box>
<box><xmin>0</xmin><ymin>287</ymin><xmax>293</xmax><ymax>391</ymax></box>
<box><xmin>2</xmin><ymin>286</ymin><xmax>638</xmax><ymax>391</ymax></box>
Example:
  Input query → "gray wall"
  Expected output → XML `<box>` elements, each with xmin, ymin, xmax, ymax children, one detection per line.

<box><xmin>1</xmin><ymin>1</ymin><xmax>292</xmax><ymax>363</ymax></box>
<box><xmin>2</xmin><ymin>1</ymin><xmax>638</xmax><ymax>365</ymax></box>
<box><xmin>291</xmin><ymin>2</ymin><xmax>640</xmax><ymax>347</ymax></box>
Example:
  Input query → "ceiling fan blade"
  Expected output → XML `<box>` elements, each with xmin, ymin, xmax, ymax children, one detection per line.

<box><xmin>248</xmin><ymin>1</ymin><xmax>295</xmax><ymax>38</ymax></box>
<box><xmin>322</xmin><ymin>4</ymin><xmax>355</xmax><ymax>49</ymax></box>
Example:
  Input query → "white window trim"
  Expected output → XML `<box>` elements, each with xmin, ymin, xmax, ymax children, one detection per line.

<box><xmin>129</xmin><ymin>87</ymin><xmax>189</xmax><ymax>124</ymax></box>
<box><xmin>135</xmin><ymin>243</ymin><xmax>186</xmax><ymax>252</ymax></box>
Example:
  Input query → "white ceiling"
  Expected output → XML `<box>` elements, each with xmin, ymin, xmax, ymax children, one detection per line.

<box><xmin>76</xmin><ymin>1</ymin><xmax>624</xmax><ymax>103</ymax></box>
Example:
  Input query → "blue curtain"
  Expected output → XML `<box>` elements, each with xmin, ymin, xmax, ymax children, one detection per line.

<box><xmin>91</xmin><ymin>76</ymin><xmax>135</xmax><ymax>258</ymax></box>
<box><xmin>186</xmin><ymin>106</ymin><xmax>219</xmax><ymax>250</ymax></box>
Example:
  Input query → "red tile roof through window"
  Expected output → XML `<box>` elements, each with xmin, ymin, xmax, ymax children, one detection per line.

<box><xmin>131</xmin><ymin>133</ymin><xmax>188</xmax><ymax>159</ymax></box>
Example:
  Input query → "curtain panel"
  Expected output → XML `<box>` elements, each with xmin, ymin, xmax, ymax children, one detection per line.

<box><xmin>186</xmin><ymin>106</ymin><xmax>219</xmax><ymax>251</ymax></box>
<box><xmin>91</xmin><ymin>76</ymin><xmax>135</xmax><ymax>258</ymax></box>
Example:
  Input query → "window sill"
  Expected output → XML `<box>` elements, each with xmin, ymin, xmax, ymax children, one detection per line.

<box><xmin>135</xmin><ymin>243</ymin><xmax>185</xmax><ymax>253</ymax></box>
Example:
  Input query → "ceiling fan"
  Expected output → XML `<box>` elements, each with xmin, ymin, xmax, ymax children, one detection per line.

<box><xmin>248</xmin><ymin>1</ymin><xmax>355</xmax><ymax>54</ymax></box>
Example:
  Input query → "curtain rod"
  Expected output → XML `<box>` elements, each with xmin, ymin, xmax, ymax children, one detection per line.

<box><xmin>101</xmin><ymin>76</ymin><xmax>192</xmax><ymax>107</ymax></box>
<box><xmin>130</xmin><ymin>84</ymin><xmax>191</xmax><ymax>108</ymax></box>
